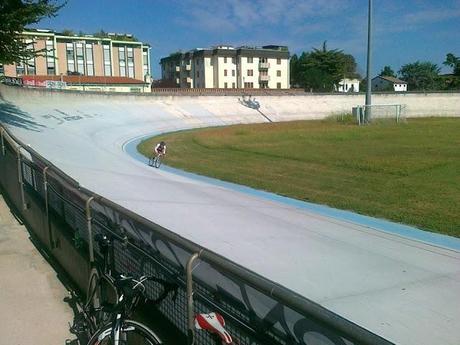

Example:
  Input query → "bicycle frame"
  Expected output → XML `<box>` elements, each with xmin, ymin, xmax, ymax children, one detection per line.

<box><xmin>83</xmin><ymin>233</ymin><xmax>179</xmax><ymax>344</ymax></box>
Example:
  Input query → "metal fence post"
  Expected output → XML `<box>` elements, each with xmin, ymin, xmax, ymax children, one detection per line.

<box><xmin>42</xmin><ymin>166</ymin><xmax>55</xmax><ymax>248</ymax></box>
<box><xmin>187</xmin><ymin>251</ymin><xmax>202</xmax><ymax>345</ymax></box>
<box><xmin>86</xmin><ymin>196</ymin><xmax>95</xmax><ymax>263</ymax></box>
<box><xmin>1</xmin><ymin>127</ymin><xmax>5</xmax><ymax>156</ymax></box>
<box><xmin>16</xmin><ymin>146</ymin><xmax>27</xmax><ymax>210</ymax></box>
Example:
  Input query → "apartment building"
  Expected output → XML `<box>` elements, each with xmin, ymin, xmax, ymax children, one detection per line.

<box><xmin>160</xmin><ymin>45</ymin><xmax>290</xmax><ymax>89</ymax></box>
<box><xmin>0</xmin><ymin>29</ymin><xmax>151</xmax><ymax>92</ymax></box>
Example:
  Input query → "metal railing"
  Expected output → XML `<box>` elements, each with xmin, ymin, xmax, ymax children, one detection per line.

<box><xmin>0</xmin><ymin>122</ymin><xmax>393</xmax><ymax>345</ymax></box>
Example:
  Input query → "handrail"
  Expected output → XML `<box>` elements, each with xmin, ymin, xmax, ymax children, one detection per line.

<box><xmin>0</xmin><ymin>123</ymin><xmax>393</xmax><ymax>345</ymax></box>
<box><xmin>187</xmin><ymin>251</ymin><xmax>202</xmax><ymax>345</ymax></box>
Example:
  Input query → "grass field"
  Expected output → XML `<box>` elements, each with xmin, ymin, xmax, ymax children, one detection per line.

<box><xmin>138</xmin><ymin>118</ymin><xmax>460</xmax><ymax>237</ymax></box>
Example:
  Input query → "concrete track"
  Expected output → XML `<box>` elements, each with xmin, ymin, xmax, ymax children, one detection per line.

<box><xmin>1</xmin><ymin>85</ymin><xmax>459</xmax><ymax>345</ymax></box>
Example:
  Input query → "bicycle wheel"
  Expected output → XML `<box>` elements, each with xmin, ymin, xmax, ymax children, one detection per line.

<box><xmin>86</xmin><ymin>269</ymin><xmax>111</xmax><ymax>329</ymax></box>
<box><xmin>87</xmin><ymin>319</ymin><xmax>162</xmax><ymax>345</ymax></box>
<box><xmin>153</xmin><ymin>156</ymin><xmax>162</xmax><ymax>168</ymax></box>
<box><xmin>148</xmin><ymin>156</ymin><xmax>154</xmax><ymax>166</ymax></box>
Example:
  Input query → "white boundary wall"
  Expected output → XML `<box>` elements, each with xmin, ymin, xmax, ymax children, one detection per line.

<box><xmin>1</xmin><ymin>86</ymin><xmax>459</xmax><ymax>124</ymax></box>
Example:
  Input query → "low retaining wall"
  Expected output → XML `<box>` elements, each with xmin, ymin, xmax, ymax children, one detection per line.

<box><xmin>1</xmin><ymin>85</ymin><xmax>459</xmax><ymax>124</ymax></box>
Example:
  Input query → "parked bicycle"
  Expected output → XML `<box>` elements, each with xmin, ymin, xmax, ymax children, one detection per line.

<box><xmin>69</xmin><ymin>233</ymin><xmax>178</xmax><ymax>344</ymax></box>
<box><xmin>68</xmin><ymin>232</ymin><xmax>238</xmax><ymax>344</ymax></box>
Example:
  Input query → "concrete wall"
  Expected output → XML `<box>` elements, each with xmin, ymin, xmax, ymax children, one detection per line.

<box><xmin>267</xmin><ymin>57</ymin><xmax>289</xmax><ymax>89</ymax></box>
<box><xmin>35</xmin><ymin>40</ymin><xmax>47</xmax><ymax>75</ymax></box>
<box><xmin>0</xmin><ymin>85</ymin><xmax>458</xmax><ymax>124</ymax></box>
<box><xmin>56</xmin><ymin>42</ymin><xmax>67</xmax><ymax>75</ymax></box>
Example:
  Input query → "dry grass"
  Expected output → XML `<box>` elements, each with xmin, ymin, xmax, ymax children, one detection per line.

<box><xmin>138</xmin><ymin>118</ymin><xmax>460</xmax><ymax>237</ymax></box>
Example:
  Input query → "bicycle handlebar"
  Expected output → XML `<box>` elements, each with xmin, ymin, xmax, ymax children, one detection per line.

<box><xmin>145</xmin><ymin>276</ymin><xmax>179</xmax><ymax>305</ymax></box>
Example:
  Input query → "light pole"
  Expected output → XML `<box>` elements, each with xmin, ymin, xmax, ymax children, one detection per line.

<box><xmin>365</xmin><ymin>0</ymin><xmax>373</xmax><ymax>122</ymax></box>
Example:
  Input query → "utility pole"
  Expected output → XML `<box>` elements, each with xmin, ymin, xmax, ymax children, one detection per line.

<box><xmin>365</xmin><ymin>0</ymin><xmax>373</xmax><ymax>122</ymax></box>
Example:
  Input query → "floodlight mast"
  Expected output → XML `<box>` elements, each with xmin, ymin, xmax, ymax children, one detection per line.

<box><xmin>365</xmin><ymin>0</ymin><xmax>373</xmax><ymax>122</ymax></box>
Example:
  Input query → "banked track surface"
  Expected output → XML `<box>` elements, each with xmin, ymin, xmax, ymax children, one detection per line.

<box><xmin>1</xmin><ymin>85</ymin><xmax>460</xmax><ymax>345</ymax></box>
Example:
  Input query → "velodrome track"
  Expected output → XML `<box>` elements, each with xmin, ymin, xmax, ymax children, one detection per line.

<box><xmin>1</xmin><ymin>85</ymin><xmax>460</xmax><ymax>345</ymax></box>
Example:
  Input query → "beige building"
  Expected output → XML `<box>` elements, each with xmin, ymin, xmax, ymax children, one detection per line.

<box><xmin>160</xmin><ymin>45</ymin><xmax>290</xmax><ymax>89</ymax></box>
<box><xmin>0</xmin><ymin>29</ymin><xmax>151</xmax><ymax>92</ymax></box>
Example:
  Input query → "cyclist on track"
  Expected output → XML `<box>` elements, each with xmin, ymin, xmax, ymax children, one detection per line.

<box><xmin>154</xmin><ymin>141</ymin><xmax>167</xmax><ymax>158</ymax></box>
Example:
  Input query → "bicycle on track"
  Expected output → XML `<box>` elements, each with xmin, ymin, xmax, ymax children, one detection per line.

<box><xmin>148</xmin><ymin>154</ymin><xmax>162</xmax><ymax>168</ymax></box>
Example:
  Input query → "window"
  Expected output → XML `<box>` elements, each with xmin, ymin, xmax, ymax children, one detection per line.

<box><xmin>46</xmin><ymin>40</ymin><xmax>55</xmax><ymax>75</ymax></box>
<box><xmin>247</xmin><ymin>57</ymin><xmax>253</xmax><ymax>63</ymax></box>
<box><xmin>224</xmin><ymin>69</ymin><xmax>227</xmax><ymax>76</ymax></box>
<box><xmin>16</xmin><ymin>62</ymin><xmax>25</xmax><ymax>76</ymax></box>
<box><xmin>277</xmin><ymin>58</ymin><xmax>281</xmax><ymax>64</ymax></box>
<box><xmin>277</xmin><ymin>82</ymin><xmax>281</xmax><ymax>89</ymax></box>
<box><xmin>142</xmin><ymin>50</ymin><xmax>149</xmax><ymax>76</ymax></box>
<box><xmin>76</xmin><ymin>43</ymin><xmax>85</xmax><ymax>75</ymax></box>
<box><xmin>127</xmin><ymin>47</ymin><xmax>134</xmax><ymax>78</ymax></box>
<box><xmin>247</xmin><ymin>69</ymin><xmax>253</xmax><ymax>76</ymax></box>
<box><xmin>244</xmin><ymin>82</ymin><xmax>254</xmax><ymax>88</ymax></box>
<box><xmin>224</xmin><ymin>82</ymin><xmax>228</xmax><ymax>88</ymax></box>
<box><xmin>66</xmin><ymin>43</ymin><xmax>75</xmax><ymax>73</ymax></box>
<box><xmin>22</xmin><ymin>40</ymin><xmax>35</xmax><ymax>75</ymax></box>
<box><xmin>232</xmin><ymin>82</ymin><xmax>235</xmax><ymax>88</ymax></box>
<box><xmin>0</xmin><ymin>64</ymin><xmax>4</xmax><ymax>75</ymax></box>
<box><xmin>103</xmin><ymin>45</ymin><xmax>111</xmax><ymax>76</ymax></box>
<box><xmin>232</xmin><ymin>70</ymin><xmax>235</xmax><ymax>77</ymax></box>
<box><xmin>119</xmin><ymin>46</ymin><xmax>126</xmax><ymax>60</ymax></box>
<box><xmin>197</xmin><ymin>71</ymin><xmax>200</xmax><ymax>78</ymax></box>
<box><xmin>86</xmin><ymin>44</ymin><xmax>94</xmax><ymax>76</ymax></box>
<box><xmin>224</xmin><ymin>57</ymin><xmax>227</xmax><ymax>63</ymax></box>
<box><xmin>119</xmin><ymin>47</ymin><xmax>126</xmax><ymax>77</ymax></box>
<box><xmin>277</xmin><ymin>70</ymin><xmax>281</xmax><ymax>77</ymax></box>
<box><xmin>231</xmin><ymin>57</ymin><xmax>235</xmax><ymax>64</ymax></box>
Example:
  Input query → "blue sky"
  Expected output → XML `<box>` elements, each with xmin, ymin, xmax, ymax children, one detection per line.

<box><xmin>33</xmin><ymin>0</ymin><xmax>460</xmax><ymax>79</ymax></box>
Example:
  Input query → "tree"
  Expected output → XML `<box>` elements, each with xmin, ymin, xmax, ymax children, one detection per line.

<box><xmin>291</xmin><ymin>41</ymin><xmax>360</xmax><ymax>92</ymax></box>
<box><xmin>379</xmin><ymin>65</ymin><xmax>396</xmax><ymax>78</ymax></box>
<box><xmin>61</xmin><ymin>28</ymin><xmax>75</xmax><ymax>36</ymax></box>
<box><xmin>398</xmin><ymin>61</ymin><xmax>441</xmax><ymax>90</ymax></box>
<box><xmin>289</xmin><ymin>54</ymin><xmax>301</xmax><ymax>87</ymax></box>
<box><xmin>443</xmin><ymin>53</ymin><xmax>460</xmax><ymax>76</ymax></box>
<box><xmin>0</xmin><ymin>0</ymin><xmax>65</xmax><ymax>65</ymax></box>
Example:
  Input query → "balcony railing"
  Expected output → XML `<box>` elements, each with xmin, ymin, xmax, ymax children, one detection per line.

<box><xmin>259</xmin><ymin>75</ymin><xmax>270</xmax><ymax>81</ymax></box>
<box><xmin>259</xmin><ymin>62</ymin><xmax>270</xmax><ymax>69</ymax></box>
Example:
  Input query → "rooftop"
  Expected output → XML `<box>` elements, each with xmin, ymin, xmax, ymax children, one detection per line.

<box><xmin>161</xmin><ymin>45</ymin><xmax>290</xmax><ymax>63</ymax></box>
<box><xmin>374</xmin><ymin>75</ymin><xmax>407</xmax><ymax>84</ymax></box>
<box><xmin>22</xmin><ymin>28</ymin><xmax>149</xmax><ymax>46</ymax></box>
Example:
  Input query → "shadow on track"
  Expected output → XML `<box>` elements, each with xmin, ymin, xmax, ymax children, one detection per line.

<box><xmin>237</xmin><ymin>94</ymin><xmax>273</xmax><ymax>122</ymax></box>
<box><xmin>0</xmin><ymin>93</ymin><xmax>45</xmax><ymax>131</ymax></box>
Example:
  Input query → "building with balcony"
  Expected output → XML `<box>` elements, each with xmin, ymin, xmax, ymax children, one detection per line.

<box><xmin>160</xmin><ymin>45</ymin><xmax>290</xmax><ymax>89</ymax></box>
<box><xmin>0</xmin><ymin>28</ymin><xmax>152</xmax><ymax>92</ymax></box>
